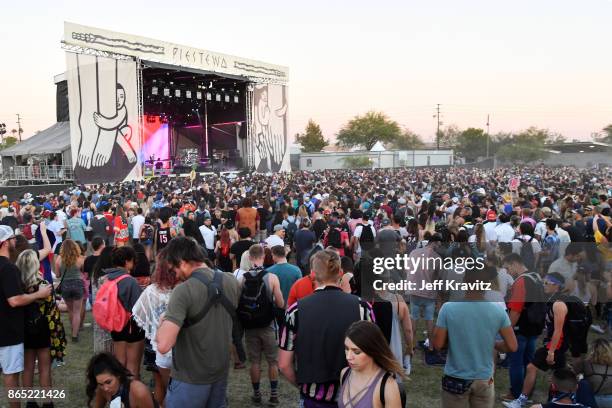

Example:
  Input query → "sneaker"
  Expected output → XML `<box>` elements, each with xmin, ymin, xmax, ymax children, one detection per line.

<box><xmin>501</xmin><ymin>392</ymin><xmax>516</xmax><ymax>402</ymax></box>
<box><xmin>403</xmin><ymin>355</ymin><xmax>412</xmax><ymax>376</ymax></box>
<box><xmin>251</xmin><ymin>395</ymin><xmax>262</xmax><ymax>405</ymax></box>
<box><xmin>268</xmin><ymin>396</ymin><xmax>279</xmax><ymax>406</ymax></box>
<box><xmin>502</xmin><ymin>399</ymin><xmax>527</xmax><ymax>408</ymax></box>
<box><xmin>591</xmin><ymin>324</ymin><xmax>605</xmax><ymax>334</ymax></box>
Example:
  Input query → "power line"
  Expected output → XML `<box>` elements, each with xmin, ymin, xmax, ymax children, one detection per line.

<box><xmin>16</xmin><ymin>114</ymin><xmax>23</xmax><ymax>142</ymax></box>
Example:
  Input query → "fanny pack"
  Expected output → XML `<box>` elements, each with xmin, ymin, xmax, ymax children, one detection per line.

<box><xmin>441</xmin><ymin>375</ymin><xmax>473</xmax><ymax>395</ymax></box>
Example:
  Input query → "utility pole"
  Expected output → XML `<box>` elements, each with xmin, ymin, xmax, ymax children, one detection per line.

<box><xmin>433</xmin><ymin>104</ymin><xmax>442</xmax><ymax>150</ymax></box>
<box><xmin>486</xmin><ymin>114</ymin><xmax>490</xmax><ymax>158</ymax></box>
<box><xmin>16</xmin><ymin>114</ymin><xmax>23</xmax><ymax>142</ymax></box>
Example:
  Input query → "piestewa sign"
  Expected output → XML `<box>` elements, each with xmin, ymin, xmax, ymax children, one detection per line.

<box><xmin>63</xmin><ymin>22</ymin><xmax>289</xmax><ymax>84</ymax></box>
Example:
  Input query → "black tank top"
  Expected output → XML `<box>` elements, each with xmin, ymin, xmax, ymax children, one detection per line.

<box><xmin>157</xmin><ymin>227</ymin><xmax>170</xmax><ymax>249</ymax></box>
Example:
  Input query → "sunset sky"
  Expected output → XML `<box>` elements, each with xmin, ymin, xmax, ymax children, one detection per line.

<box><xmin>1</xmin><ymin>0</ymin><xmax>611</xmax><ymax>144</ymax></box>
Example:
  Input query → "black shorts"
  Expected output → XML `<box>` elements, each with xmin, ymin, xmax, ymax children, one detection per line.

<box><xmin>61</xmin><ymin>279</ymin><xmax>84</xmax><ymax>301</ymax></box>
<box><xmin>111</xmin><ymin>317</ymin><xmax>145</xmax><ymax>343</ymax></box>
<box><xmin>532</xmin><ymin>346</ymin><xmax>566</xmax><ymax>371</ymax></box>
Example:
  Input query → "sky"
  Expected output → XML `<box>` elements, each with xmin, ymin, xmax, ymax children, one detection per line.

<box><xmin>1</xmin><ymin>0</ymin><xmax>611</xmax><ymax>144</ymax></box>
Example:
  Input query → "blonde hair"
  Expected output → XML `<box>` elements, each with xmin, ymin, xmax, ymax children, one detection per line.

<box><xmin>589</xmin><ymin>338</ymin><xmax>612</xmax><ymax>366</ymax></box>
<box><xmin>311</xmin><ymin>249</ymin><xmax>341</xmax><ymax>284</ymax></box>
<box><xmin>16</xmin><ymin>249</ymin><xmax>41</xmax><ymax>290</ymax></box>
<box><xmin>60</xmin><ymin>239</ymin><xmax>81</xmax><ymax>268</ymax></box>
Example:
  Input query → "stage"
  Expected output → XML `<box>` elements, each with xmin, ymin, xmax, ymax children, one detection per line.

<box><xmin>62</xmin><ymin>22</ymin><xmax>290</xmax><ymax>184</ymax></box>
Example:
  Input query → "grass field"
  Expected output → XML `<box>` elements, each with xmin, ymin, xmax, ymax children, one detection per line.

<box><xmin>0</xmin><ymin>311</ymin><xmax>573</xmax><ymax>408</ymax></box>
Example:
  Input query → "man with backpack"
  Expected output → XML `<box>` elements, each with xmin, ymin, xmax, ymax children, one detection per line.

<box><xmin>237</xmin><ymin>245</ymin><xmax>284</xmax><ymax>406</ymax></box>
<box><xmin>512</xmin><ymin>222</ymin><xmax>542</xmax><ymax>273</ymax></box>
<box><xmin>502</xmin><ymin>253</ymin><xmax>547</xmax><ymax>402</ymax></box>
<box><xmin>352</xmin><ymin>213</ymin><xmax>376</xmax><ymax>260</ymax></box>
<box><xmin>323</xmin><ymin>221</ymin><xmax>349</xmax><ymax>256</ymax></box>
<box><xmin>503</xmin><ymin>272</ymin><xmax>591</xmax><ymax>408</ymax></box>
<box><xmin>157</xmin><ymin>237</ymin><xmax>240</xmax><ymax>408</ymax></box>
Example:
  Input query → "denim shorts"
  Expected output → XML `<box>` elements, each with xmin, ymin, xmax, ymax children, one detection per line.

<box><xmin>410</xmin><ymin>295</ymin><xmax>436</xmax><ymax>321</ymax></box>
<box><xmin>61</xmin><ymin>279</ymin><xmax>84</xmax><ymax>301</ymax></box>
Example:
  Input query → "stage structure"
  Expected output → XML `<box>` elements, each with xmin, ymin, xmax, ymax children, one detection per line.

<box><xmin>62</xmin><ymin>22</ymin><xmax>289</xmax><ymax>183</ymax></box>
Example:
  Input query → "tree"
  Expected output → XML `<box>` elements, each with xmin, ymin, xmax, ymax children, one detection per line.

<box><xmin>0</xmin><ymin>136</ymin><xmax>17</xmax><ymax>150</ymax></box>
<box><xmin>336</xmin><ymin>111</ymin><xmax>401</xmax><ymax>151</ymax></box>
<box><xmin>295</xmin><ymin>119</ymin><xmax>328</xmax><ymax>152</ymax></box>
<box><xmin>495</xmin><ymin>127</ymin><xmax>551</xmax><ymax>163</ymax></box>
<box><xmin>593</xmin><ymin>124</ymin><xmax>612</xmax><ymax>144</ymax></box>
<box><xmin>342</xmin><ymin>155</ymin><xmax>372</xmax><ymax>169</ymax></box>
<box><xmin>438</xmin><ymin>124</ymin><xmax>462</xmax><ymax>148</ymax></box>
<box><xmin>390</xmin><ymin>129</ymin><xmax>424</xmax><ymax>150</ymax></box>
<box><xmin>454</xmin><ymin>128</ymin><xmax>488</xmax><ymax>162</ymax></box>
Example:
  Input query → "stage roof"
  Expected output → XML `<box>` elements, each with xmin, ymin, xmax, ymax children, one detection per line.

<box><xmin>0</xmin><ymin>122</ymin><xmax>71</xmax><ymax>157</ymax></box>
<box><xmin>63</xmin><ymin>22</ymin><xmax>289</xmax><ymax>84</ymax></box>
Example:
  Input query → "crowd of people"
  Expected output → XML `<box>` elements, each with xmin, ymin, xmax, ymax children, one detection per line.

<box><xmin>0</xmin><ymin>165</ymin><xmax>611</xmax><ymax>408</ymax></box>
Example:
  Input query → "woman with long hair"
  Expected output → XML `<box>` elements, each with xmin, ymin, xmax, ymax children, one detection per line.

<box><xmin>131</xmin><ymin>242</ymin><xmax>152</xmax><ymax>288</ymax></box>
<box><xmin>214</xmin><ymin>227</ymin><xmax>234</xmax><ymax>272</ymax></box>
<box><xmin>339</xmin><ymin>321</ymin><xmax>404</xmax><ymax>408</ymax></box>
<box><xmin>132</xmin><ymin>249</ymin><xmax>177</xmax><ymax>407</ymax></box>
<box><xmin>16</xmin><ymin>250</ymin><xmax>66</xmax><ymax>402</ymax></box>
<box><xmin>85</xmin><ymin>352</ymin><xmax>155</xmax><ymax>408</ymax></box>
<box><xmin>55</xmin><ymin>239</ymin><xmax>85</xmax><ymax>342</ymax></box>
<box><xmin>469</xmin><ymin>223</ymin><xmax>487</xmax><ymax>258</ymax></box>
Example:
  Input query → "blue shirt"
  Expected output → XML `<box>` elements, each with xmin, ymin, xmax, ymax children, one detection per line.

<box><xmin>436</xmin><ymin>302</ymin><xmax>510</xmax><ymax>380</ymax></box>
<box><xmin>267</xmin><ymin>263</ymin><xmax>302</xmax><ymax>307</ymax></box>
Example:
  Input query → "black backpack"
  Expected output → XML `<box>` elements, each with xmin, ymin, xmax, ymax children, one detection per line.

<box><xmin>518</xmin><ymin>272</ymin><xmax>547</xmax><ymax>336</ymax></box>
<box><xmin>359</xmin><ymin>223</ymin><xmax>375</xmax><ymax>250</ymax></box>
<box><xmin>237</xmin><ymin>269</ymin><xmax>274</xmax><ymax>329</ymax></box>
<box><xmin>559</xmin><ymin>294</ymin><xmax>590</xmax><ymax>339</ymax></box>
<box><xmin>328</xmin><ymin>228</ymin><xmax>342</xmax><ymax>249</ymax></box>
<box><xmin>520</xmin><ymin>236</ymin><xmax>536</xmax><ymax>271</ymax></box>
<box><xmin>285</xmin><ymin>220</ymin><xmax>298</xmax><ymax>246</ymax></box>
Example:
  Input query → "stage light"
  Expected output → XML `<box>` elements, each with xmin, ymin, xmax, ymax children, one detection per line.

<box><xmin>163</xmin><ymin>88</ymin><xmax>170</xmax><ymax>97</ymax></box>
<box><xmin>209</xmin><ymin>81</ymin><xmax>213</xmax><ymax>88</ymax></box>
<box><xmin>224</xmin><ymin>94</ymin><xmax>230</xmax><ymax>103</ymax></box>
<box><xmin>186</xmin><ymin>91</ymin><xmax>192</xmax><ymax>99</ymax></box>
<box><xmin>152</xmin><ymin>86</ymin><xmax>158</xmax><ymax>95</ymax></box>
<box><xmin>215</xmin><ymin>93</ymin><xmax>221</xmax><ymax>102</ymax></box>
<box><xmin>206</xmin><ymin>92</ymin><xmax>212</xmax><ymax>101</ymax></box>
<box><xmin>175</xmin><ymin>90</ymin><xmax>181</xmax><ymax>97</ymax></box>
<box><xmin>234</xmin><ymin>95</ymin><xmax>239</xmax><ymax>103</ymax></box>
<box><xmin>196</xmin><ymin>91</ymin><xmax>202</xmax><ymax>100</ymax></box>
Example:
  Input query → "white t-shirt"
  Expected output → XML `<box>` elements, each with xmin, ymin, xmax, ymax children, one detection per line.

<box><xmin>511</xmin><ymin>235</ymin><xmax>542</xmax><ymax>256</ymax></box>
<box><xmin>353</xmin><ymin>221</ymin><xmax>376</xmax><ymax>256</ymax></box>
<box><xmin>495</xmin><ymin>223</ymin><xmax>515</xmax><ymax>243</ymax></box>
<box><xmin>131</xmin><ymin>215</ymin><xmax>145</xmax><ymax>239</ymax></box>
<box><xmin>47</xmin><ymin>220</ymin><xmax>64</xmax><ymax>249</ymax></box>
<box><xmin>483</xmin><ymin>221</ymin><xmax>498</xmax><ymax>242</ymax></box>
<box><xmin>265</xmin><ymin>234</ymin><xmax>285</xmax><ymax>248</ymax></box>
<box><xmin>199</xmin><ymin>224</ymin><xmax>217</xmax><ymax>250</ymax></box>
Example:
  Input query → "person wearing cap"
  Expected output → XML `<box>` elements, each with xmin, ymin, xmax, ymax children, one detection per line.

<box><xmin>0</xmin><ymin>225</ymin><xmax>52</xmax><ymax>408</ymax></box>
<box><xmin>483</xmin><ymin>209</ymin><xmax>499</xmax><ymax>243</ymax></box>
<box><xmin>265</xmin><ymin>225</ymin><xmax>285</xmax><ymax>248</ymax></box>
<box><xmin>534</xmin><ymin>207</ymin><xmax>553</xmax><ymax>241</ymax></box>
<box><xmin>503</xmin><ymin>272</ymin><xmax>582</xmax><ymax>408</ymax></box>
<box><xmin>198</xmin><ymin>215</ymin><xmax>217</xmax><ymax>260</ymax></box>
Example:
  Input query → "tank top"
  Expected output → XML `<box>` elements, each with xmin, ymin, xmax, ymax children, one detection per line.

<box><xmin>61</xmin><ymin>264</ymin><xmax>82</xmax><ymax>282</ymax></box>
<box><xmin>338</xmin><ymin>369</ymin><xmax>385</xmax><ymax>408</ymax></box>
<box><xmin>157</xmin><ymin>227</ymin><xmax>170</xmax><ymax>250</ymax></box>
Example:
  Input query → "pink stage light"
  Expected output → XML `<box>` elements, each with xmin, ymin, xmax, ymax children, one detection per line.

<box><xmin>142</xmin><ymin>115</ymin><xmax>169</xmax><ymax>161</ymax></box>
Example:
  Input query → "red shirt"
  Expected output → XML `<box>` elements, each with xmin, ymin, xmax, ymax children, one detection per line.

<box><xmin>287</xmin><ymin>274</ymin><xmax>317</xmax><ymax>307</ymax></box>
<box><xmin>507</xmin><ymin>277</ymin><xmax>527</xmax><ymax>314</ymax></box>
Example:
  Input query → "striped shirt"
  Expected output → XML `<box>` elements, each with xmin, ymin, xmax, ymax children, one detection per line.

<box><xmin>279</xmin><ymin>287</ymin><xmax>375</xmax><ymax>402</ymax></box>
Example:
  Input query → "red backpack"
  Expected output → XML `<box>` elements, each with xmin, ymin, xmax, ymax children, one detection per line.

<box><xmin>93</xmin><ymin>274</ymin><xmax>131</xmax><ymax>332</ymax></box>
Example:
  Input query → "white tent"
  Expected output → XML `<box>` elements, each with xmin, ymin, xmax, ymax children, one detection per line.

<box><xmin>370</xmin><ymin>141</ymin><xmax>386</xmax><ymax>152</ymax></box>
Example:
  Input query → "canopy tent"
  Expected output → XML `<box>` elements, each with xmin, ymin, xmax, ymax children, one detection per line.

<box><xmin>0</xmin><ymin>122</ymin><xmax>70</xmax><ymax>156</ymax></box>
<box><xmin>370</xmin><ymin>141</ymin><xmax>386</xmax><ymax>152</ymax></box>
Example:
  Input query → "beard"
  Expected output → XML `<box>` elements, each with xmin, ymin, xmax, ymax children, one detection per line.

<box><xmin>8</xmin><ymin>245</ymin><xmax>20</xmax><ymax>263</ymax></box>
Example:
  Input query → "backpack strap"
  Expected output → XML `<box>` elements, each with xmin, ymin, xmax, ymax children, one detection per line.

<box><xmin>380</xmin><ymin>371</ymin><xmax>391</xmax><ymax>406</ymax></box>
<box><xmin>183</xmin><ymin>270</ymin><xmax>235</xmax><ymax>328</ymax></box>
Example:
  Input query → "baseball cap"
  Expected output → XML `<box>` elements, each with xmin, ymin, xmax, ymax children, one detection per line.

<box><xmin>398</xmin><ymin>198</ymin><xmax>407</xmax><ymax>205</ymax></box>
<box><xmin>273</xmin><ymin>224</ymin><xmax>285</xmax><ymax>232</ymax></box>
<box><xmin>0</xmin><ymin>225</ymin><xmax>15</xmax><ymax>243</ymax></box>
<box><xmin>381</xmin><ymin>218</ymin><xmax>391</xmax><ymax>227</ymax></box>
<box><xmin>571</xmin><ymin>209</ymin><xmax>584</xmax><ymax>217</ymax></box>
<box><xmin>452</xmin><ymin>197</ymin><xmax>459</xmax><ymax>204</ymax></box>
<box><xmin>486</xmin><ymin>210</ymin><xmax>497</xmax><ymax>222</ymax></box>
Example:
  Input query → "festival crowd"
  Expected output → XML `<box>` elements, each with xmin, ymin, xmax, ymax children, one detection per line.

<box><xmin>0</xmin><ymin>165</ymin><xmax>611</xmax><ymax>408</ymax></box>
